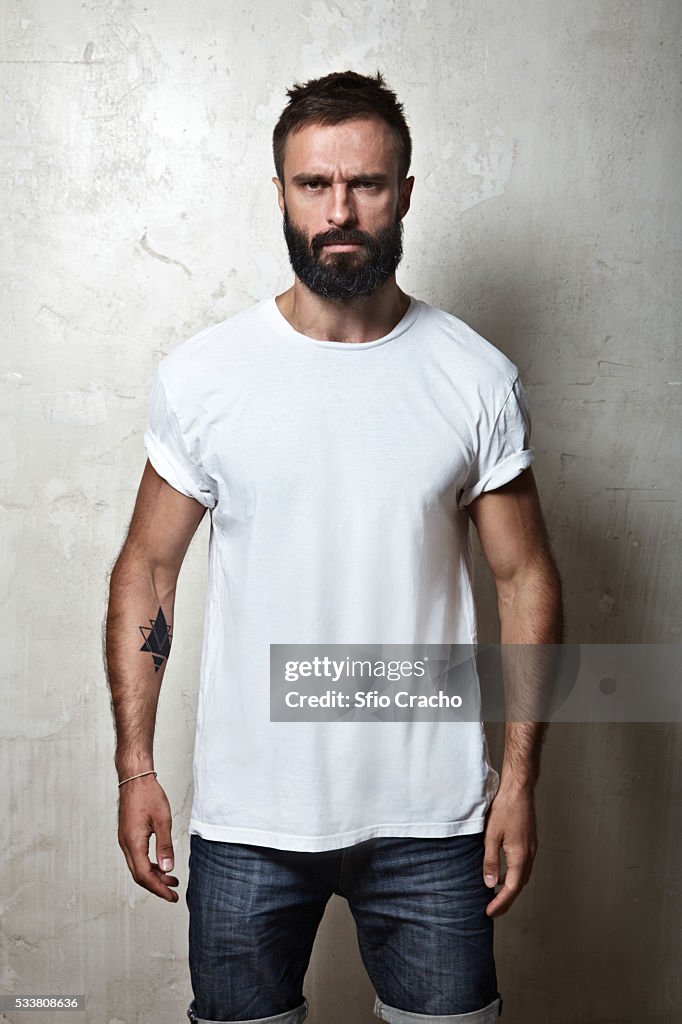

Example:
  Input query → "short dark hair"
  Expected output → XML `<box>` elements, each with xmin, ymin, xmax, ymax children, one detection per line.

<box><xmin>272</xmin><ymin>69</ymin><xmax>412</xmax><ymax>188</ymax></box>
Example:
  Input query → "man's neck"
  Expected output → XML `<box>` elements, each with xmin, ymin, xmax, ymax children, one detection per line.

<box><xmin>275</xmin><ymin>279</ymin><xmax>411</xmax><ymax>344</ymax></box>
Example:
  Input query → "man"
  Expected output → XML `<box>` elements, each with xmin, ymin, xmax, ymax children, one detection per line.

<box><xmin>106</xmin><ymin>70</ymin><xmax>563</xmax><ymax>1024</ymax></box>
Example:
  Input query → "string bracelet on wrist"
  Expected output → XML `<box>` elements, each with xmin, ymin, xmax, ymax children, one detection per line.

<box><xmin>118</xmin><ymin>770</ymin><xmax>157</xmax><ymax>788</ymax></box>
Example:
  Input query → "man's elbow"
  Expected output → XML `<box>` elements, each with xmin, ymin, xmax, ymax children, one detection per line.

<box><xmin>495</xmin><ymin>553</ymin><xmax>564</xmax><ymax>636</ymax></box>
<box><xmin>109</xmin><ymin>543</ymin><xmax>179</xmax><ymax>607</ymax></box>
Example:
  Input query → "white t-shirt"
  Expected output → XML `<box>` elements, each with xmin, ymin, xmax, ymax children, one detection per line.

<box><xmin>143</xmin><ymin>294</ymin><xmax>535</xmax><ymax>852</ymax></box>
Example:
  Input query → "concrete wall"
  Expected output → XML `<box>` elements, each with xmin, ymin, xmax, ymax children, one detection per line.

<box><xmin>1</xmin><ymin>1</ymin><xmax>680</xmax><ymax>1021</ymax></box>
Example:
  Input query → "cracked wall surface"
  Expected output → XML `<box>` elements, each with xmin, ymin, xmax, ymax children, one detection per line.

<box><xmin>1</xmin><ymin>1</ymin><xmax>680</xmax><ymax>1021</ymax></box>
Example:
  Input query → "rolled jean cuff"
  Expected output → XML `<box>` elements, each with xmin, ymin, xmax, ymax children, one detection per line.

<box><xmin>374</xmin><ymin>995</ymin><xmax>502</xmax><ymax>1023</ymax></box>
<box><xmin>187</xmin><ymin>997</ymin><xmax>308</xmax><ymax>1023</ymax></box>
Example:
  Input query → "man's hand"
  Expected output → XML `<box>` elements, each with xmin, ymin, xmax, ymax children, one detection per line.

<box><xmin>118</xmin><ymin>775</ymin><xmax>179</xmax><ymax>902</ymax></box>
<box><xmin>482</xmin><ymin>782</ymin><xmax>538</xmax><ymax>918</ymax></box>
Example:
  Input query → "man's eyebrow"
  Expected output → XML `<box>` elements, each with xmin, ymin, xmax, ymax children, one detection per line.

<box><xmin>291</xmin><ymin>172</ymin><xmax>389</xmax><ymax>183</ymax></box>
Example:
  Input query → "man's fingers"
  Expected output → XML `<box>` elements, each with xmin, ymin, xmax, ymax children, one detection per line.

<box><xmin>153</xmin><ymin>811</ymin><xmax>175</xmax><ymax>874</ymax></box>
<box><xmin>482</xmin><ymin>787</ymin><xmax>539</xmax><ymax>917</ymax></box>
<box><xmin>125</xmin><ymin>843</ymin><xmax>176</xmax><ymax>901</ymax></box>
<box><xmin>157</xmin><ymin>872</ymin><xmax>180</xmax><ymax>887</ymax></box>
<box><xmin>122</xmin><ymin>823</ymin><xmax>178</xmax><ymax>902</ymax></box>
<box><xmin>485</xmin><ymin>880</ymin><xmax>518</xmax><ymax>918</ymax></box>
<box><xmin>483</xmin><ymin>837</ymin><xmax>501</xmax><ymax>887</ymax></box>
<box><xmin>149</xmin><ymin>862</ymin><xmax>180</xmax><ymax>886</ymax></box>
<box><xmin>118</xmin><ymin>783</ymin><xmax>178</xmax><ymax>902</ymax></box>
<box><xmin>125</xmin><ymin>843</ymin><xmax>179</xmax><ymax>902</ymax></box>
<box><xmin>149</xmin><ymin>863</ymin><xmax>180</xmax><ymax>892</ymax></box>
<box><xmin>136</xmin><ymin>867</ymin><xmax>179</xmax><ymax>902</ymax></box>
<box><xmin>485</xmin><ymin>861</ymin><xmax>523</xmax><ymax>918</ymax></box>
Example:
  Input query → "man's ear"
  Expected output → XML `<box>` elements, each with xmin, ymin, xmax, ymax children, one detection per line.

<box><xmin>272</xmin><ymin>176</ymin><xmax>285</xmax><ymax>214</ymax></box>
<box><xmin>399</xmin><ymin>175</ymin><xmax>415</xmax><ymax>219</ymax></box>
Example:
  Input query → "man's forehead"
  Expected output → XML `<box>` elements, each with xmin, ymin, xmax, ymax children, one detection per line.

<box><xmin>285</xmin><ymin>117</ymin><xmax>397</xmax><ymax>168</ymax></box>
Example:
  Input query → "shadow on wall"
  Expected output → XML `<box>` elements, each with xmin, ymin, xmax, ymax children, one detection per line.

<box><xmin>471</xmin><ymin>379</ymin><xmax>680</xmax><ymax>1020</ymax></box>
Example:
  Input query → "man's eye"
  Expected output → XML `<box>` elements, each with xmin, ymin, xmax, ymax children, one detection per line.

<box><xmin>302</xmin><ymin>181</ymin><xmax>377</xmax><ymax>190</ymax></box>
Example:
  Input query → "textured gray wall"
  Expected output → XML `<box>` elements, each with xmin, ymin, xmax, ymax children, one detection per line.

<box><xmin>1</xmin><ymin>1</ymin><xmax>680</xmax><ymax>1022</ymax></box>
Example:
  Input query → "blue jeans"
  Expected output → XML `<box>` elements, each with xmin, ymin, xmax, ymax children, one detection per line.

<box><xmin>186</xmin><ymin>832</ymin><xmax>503</xmax><ymax>1023</ymax></box>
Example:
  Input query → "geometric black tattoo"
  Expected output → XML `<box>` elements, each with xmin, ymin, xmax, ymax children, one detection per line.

<box><xmin>139</xmin><ymin>606</ymin><xmax>172</xmax><ymax>673</ymax></box>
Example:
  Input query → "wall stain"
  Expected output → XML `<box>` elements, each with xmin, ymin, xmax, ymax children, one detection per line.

<box><xmin>138</xmin><ymin>230</ymin><xmax>192</xmax><ymax>277</ymax></box>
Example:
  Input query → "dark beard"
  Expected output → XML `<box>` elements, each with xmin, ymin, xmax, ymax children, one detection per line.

<box><xmin>282</xmin><ymin>203</ymin><xmax>404</xmax><ymax>300</ymax></box>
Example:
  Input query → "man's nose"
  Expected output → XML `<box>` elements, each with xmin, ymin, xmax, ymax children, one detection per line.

<box><xmin>327</xmin><ymin>185</ymin><xmax>357</xmax><ymax>227</ymax></box>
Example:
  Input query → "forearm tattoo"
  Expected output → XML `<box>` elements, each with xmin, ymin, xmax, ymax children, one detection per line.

<box><xmin>139</xmin><ymin>606</ymin><xmax>172</xmax><ymax>672</ymax></box>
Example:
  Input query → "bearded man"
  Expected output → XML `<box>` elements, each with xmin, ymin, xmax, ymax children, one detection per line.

<box><xmin>106</xmin><ymin>69</ymin><xmax>563</xmax><ymax>1024</ymax></box>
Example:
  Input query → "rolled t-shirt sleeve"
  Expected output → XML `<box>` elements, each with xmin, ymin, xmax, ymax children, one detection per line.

<box><xmin>458</xmin><ymin>374</ymin><xmax>535</xmax><ymax>509</ymax></box>
<box><xmin>143</xmin><ymin>367</ymin><xmax>217</xmax><ymax>509</ymax></box>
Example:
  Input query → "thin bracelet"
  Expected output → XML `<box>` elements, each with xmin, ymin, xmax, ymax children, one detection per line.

<box><xmin>118</xmin><ymin>770</ymin><xmax>157</xmax><ymax>788</ymax></box>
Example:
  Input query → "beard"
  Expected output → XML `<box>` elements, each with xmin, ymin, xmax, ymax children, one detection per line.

<box><xmin>281</xmin><ymin>202</ymin><xmax>404</xmax><ymax>300</ymax></box>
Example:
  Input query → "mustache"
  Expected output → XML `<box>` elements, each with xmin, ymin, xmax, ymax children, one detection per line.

<box><xmin>313</xmin><ymin>231</ymin><xmax>370</xmax><ymax>249</ymax></box>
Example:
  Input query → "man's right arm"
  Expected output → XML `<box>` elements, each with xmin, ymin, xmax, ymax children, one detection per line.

<box><xmin>105</xmin><ymin>459</ymin><xmax>207</xmax><ymax>902</ymax></box>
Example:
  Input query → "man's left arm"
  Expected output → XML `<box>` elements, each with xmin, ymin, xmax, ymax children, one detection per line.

<box><xmin>466</xmin><ymin>466</ymin><xmax>564</xmax><ymax>918</ymax></box>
